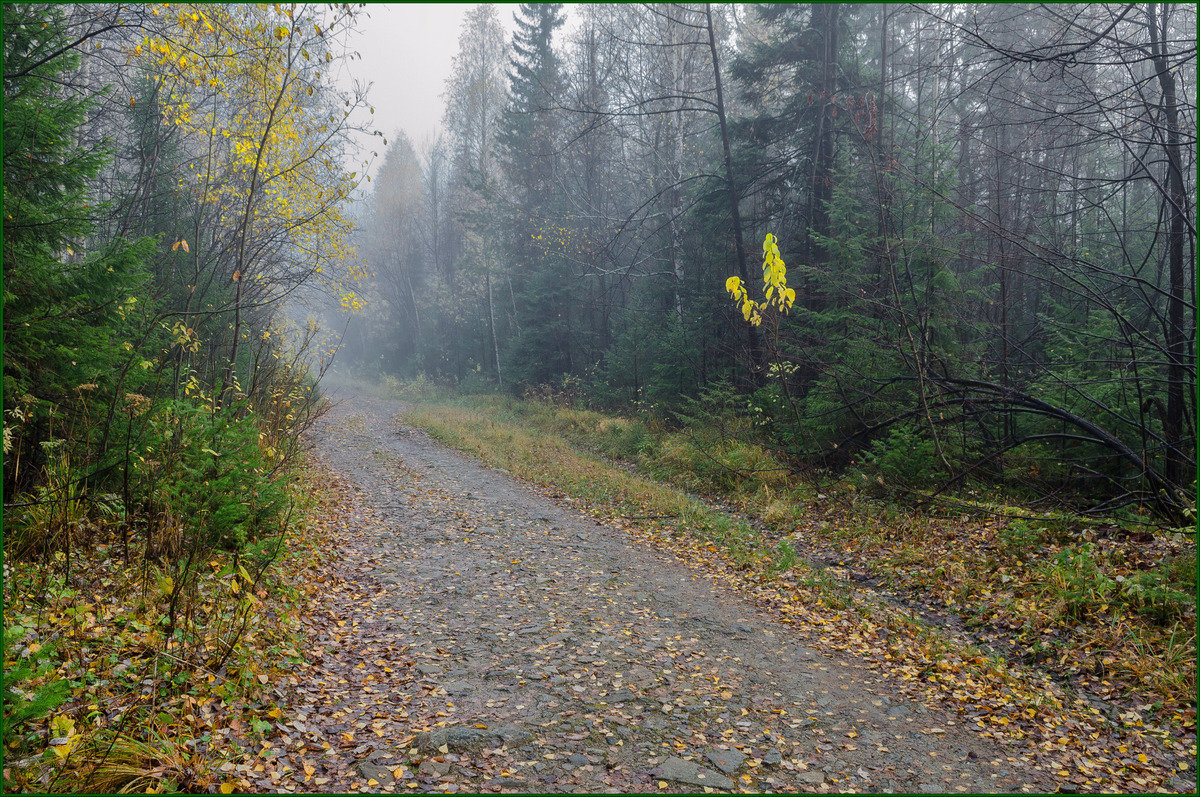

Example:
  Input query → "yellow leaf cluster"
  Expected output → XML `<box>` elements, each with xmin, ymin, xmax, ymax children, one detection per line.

<box><xmin>725</xmin><ymin>275</ymin><xmax>762</xmax><ymax>326</ymax></box>
<box><xmin>724</xmin><ymin>233</ymin><xmax>796</xmax><ymax>327</ymax></box>
<box><xmin>760</xmin><ymin>233</ymin><xmax>796</xmax><ymax>311</ymax></box>
<box><xmin>131</xmin><ymin>3</ymin><xmax>362</xmax><ymax>305</ymax></box>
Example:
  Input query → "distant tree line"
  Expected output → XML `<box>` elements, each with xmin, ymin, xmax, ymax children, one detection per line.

<box><xmin>344</xmin><ymin>3</ymin><xmax>1196</xmax><ymax>521</ymax></box>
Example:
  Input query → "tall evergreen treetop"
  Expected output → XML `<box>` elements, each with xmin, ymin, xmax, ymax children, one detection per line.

<box><xmin>498</xmin><ymin>2</ymin><xmax>566</xmax><ymax>204</ymax></box>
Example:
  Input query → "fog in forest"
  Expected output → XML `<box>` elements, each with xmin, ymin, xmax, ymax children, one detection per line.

<box><xmin>3</xmin><ymin>7</ymin><xmax>1197</xmax><ymax>791</ymax></box>
<box><xmin>331</xmin><ymin>3</ymin><xmax>1196</xmax><ymax>520</ymax></box>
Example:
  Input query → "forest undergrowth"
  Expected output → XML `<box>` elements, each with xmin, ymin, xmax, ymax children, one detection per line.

<box><xmin>392</xmin><ymin>378</ymin><xmax>1196</xmax><ymax>778</ymax></box>
<box><xmin>2</xmin><ymin>5</ymin><xmax>370</xmax><ymax>791</ymax></box>
<box><xmin>3</xmin><ymin>395</ymin><xmax>337</xmax><ymax>794</ymax></box>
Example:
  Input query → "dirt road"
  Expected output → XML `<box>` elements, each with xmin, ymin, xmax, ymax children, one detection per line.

<box><xmin>276</xmin><ymin>389</ymin><xmax>1063</xmax><ymax>793</ymax></box>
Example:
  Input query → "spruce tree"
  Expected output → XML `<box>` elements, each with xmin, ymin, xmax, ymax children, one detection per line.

<box><xmin>498</xmin><ymin>3</ymin><xmax>566</xmax><ymax>208</ymax></box>
<box><xmin>3</xmin><ymin>4</ymin><xmax>155</xmax><ymax>490</ymax></box>
<box><xmin>496</xmin><ymin>3</ymin><xmax>572</xmax><ymax>385</ymax></box>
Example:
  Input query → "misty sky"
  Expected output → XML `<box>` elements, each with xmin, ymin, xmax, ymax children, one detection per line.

<box><xmin>338</xmin><ymin>4</ymin><xmax>516</xmax><ymax>175</ymax></box>
<box><xmin>337</xmin><ymin>4</ymin><xmax>587</xmax><ymax>179</ymax></box>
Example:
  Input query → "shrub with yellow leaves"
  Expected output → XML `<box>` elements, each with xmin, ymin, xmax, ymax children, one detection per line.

<box><xmin>725</xmin><ymin>233</ymin><xmax>796</xmax><ymax>327</ymax></box>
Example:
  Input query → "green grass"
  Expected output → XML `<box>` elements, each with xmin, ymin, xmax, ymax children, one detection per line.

<box><xmin>403</xmin><ymin>400</ymin><xmax>771</xmax><ymax>567</ymax></box>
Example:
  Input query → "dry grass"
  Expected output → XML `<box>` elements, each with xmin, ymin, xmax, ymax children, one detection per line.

<box><xmin>402</xmin><ymin>389</ymin><xmax>1196</xmax><ymax>727</ymax></box>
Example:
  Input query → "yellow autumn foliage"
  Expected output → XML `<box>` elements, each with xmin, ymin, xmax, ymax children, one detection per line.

<box><xmin>132</xmin><ymin>3</ymin><xmax>366</xmax><ymax>310</ymax></box>
<box><xmin>725</xmin><ymin>233</ymin><xmax>796</xmax><ymax>327</ymax></box>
